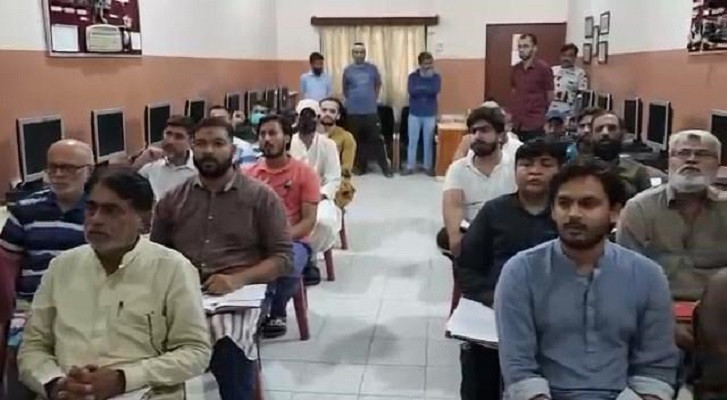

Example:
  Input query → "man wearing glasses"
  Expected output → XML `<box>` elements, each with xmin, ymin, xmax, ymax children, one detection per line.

<box><xmin>0</xmin><ymin>139</ymin><xmax>94</xmax><ymax>398</ymax></box>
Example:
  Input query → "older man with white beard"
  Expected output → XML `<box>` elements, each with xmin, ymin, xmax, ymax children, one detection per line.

<box><xmin>617</xmin><ymin>130</ymin><xmax>727</xmax><ymax>353</ymax></box>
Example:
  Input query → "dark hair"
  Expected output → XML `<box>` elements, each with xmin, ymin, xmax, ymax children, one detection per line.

<box><xmin>208</xmin><ymin>104</ymin><xmax>229</xmax><ymax>115</ymax></box>
<box><xmin>548</xmin><ymin>158</ymin><xmax>627</xmax><ymax>207</ymax></box>
<box><xmin>418</xmin><ymin>51</ymin><xmax>433</xmax><ymax>64</ymax></box>
<box><xmin>561</xmin><ymin>43</ymin><xmax>579</xmax><ymax>55</ymax></box>
<box><xmin>309</xmin><ymin>52</ymin><xmax>324</xmax><ymax>63</ymax></box>
<box><xmin>258</xmin><ymin>114</ymin><xmax>294</xmax><ymax>138</ymax></box>
<box><xmin>520</xmin><ymin>33</ymin><xmax>538</xmax><ymax>45</ymax></box>
<box><xmin>193</xmin><ymin>117</ymin><xmax>234</xmax><ymax>140</ymax></box>
<box><xmin>515</xmin><ymin>138</ymin><xmax>567</xmax><ymax>165</ymax></box>
<box><xmin>591</xmin><ymin>111</ymin><xmax>625</xmax><ymax>131</ymax></box>
<box><xmin>320</xmin><ymin>97</ymin><xmax>347</xmax><ymax>128</ymax></box>
<box><xmin>577</xmin><ymin>107</ymin><xmax>604</xmax><ymax>123</ymax></box>
<box><xmin>165</xmin><ymin>115</ymin><xmax>194</xmax><ymax>136</ymax></box>
<box><xmin>85</xmin><ymin>166</ymin><xmax>154</xmax><ymax>213</ymax></box>
<box><xmin>466</xmin><ymin>106</ymin><xmax>506</xmax><ymax>134</ymax></box>
<box><xmin>353</xmin><ymin>42</ymin><xmax>365</xmax><ymax>47</ymax></box>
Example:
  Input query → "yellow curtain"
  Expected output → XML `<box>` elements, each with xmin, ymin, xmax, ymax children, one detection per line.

<box><xmin>319</xmin><ymin>25</ymin><xmax>426</xmax><ymax>118</ymax></box>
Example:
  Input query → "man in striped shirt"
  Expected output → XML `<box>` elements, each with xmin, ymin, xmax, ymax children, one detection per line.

<box><xmin>0</xmin><ymin>139</ymin><xmax>94</xmax><ymax>395</ymax></box>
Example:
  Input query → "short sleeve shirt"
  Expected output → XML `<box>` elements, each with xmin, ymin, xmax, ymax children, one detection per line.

<box><xmin>510</xmin><ymin>59</ymin><xmax>555</xmax><ymax>131</ymax></box>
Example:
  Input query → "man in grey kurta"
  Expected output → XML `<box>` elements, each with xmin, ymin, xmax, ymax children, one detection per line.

<box><xmin>495</xmin><ymin>159</ymin><xmax>679</xmax><ymax>400</ymax></box>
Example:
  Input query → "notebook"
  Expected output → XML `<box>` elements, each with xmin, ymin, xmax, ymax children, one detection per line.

<box><xmin>202</xmin><ymin>284</ymin><xmax>267</xmax><ymax>313</ymax></box>
<box><xmin>446</xmin><ymin>298</ymin><xmax>499</xmax><ymax>349</ymax></box>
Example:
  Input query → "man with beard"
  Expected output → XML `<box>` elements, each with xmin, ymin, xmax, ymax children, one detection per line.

<box><xmin>580</xmin><ymin>111</ymin><xmax>652</xmax><ymax>200</ymax></box>
<box><xmin>246</xmin><ymin>114</ymin><xmax>320</xmax><ymax>338</ymax></box>
<box><xmin>320</xmin><ymin>97</ymin><xmax>357</xmax><ymax>208</ymax></box>
<box><xmin>510</xmin><ymin>34</ymin><xmax>555</xmax><ymax>142</ymax></box>
<box><xmin>136</xmin><ymin>116</ymin><xmax>197</xmax><ymax>200</ymax></box>
<box><xmin>438</xmin><ymin>106</ymin><xmax>517</xmax><ymax>257</ymax></box>
<box><xmin>617</xmin><ymin>130</ymin><xmax>727</xmax><ymax>355</ymax></box>
<box><xmin>455</xmin><ymin>139</ymin><xmax>564</xmax><ymax>400</ymax></box>
<box><xmin>300</xmin><ymin>52</ymin><xmax>332</xmax><ymax>102</ymax></box>
<box><xmin>289</xmin><ymin>100</ymin><xmax>342</xmax><ymax>284</ymax></box>
<box><xmin>496</xmin><ymin>159</ymin><xmax>679</xmax><ymax>400</ymax></box>
<box><xmin>549</xmin><ymin>43</ymin><xmax>588</xmax><ymax>116</ymax></box>
<box><xmin>151</xmin><ymin>117</ymin><xmax>292</xmax><ymax>400</ymax></box>
<box><xmin>566</xmin><ymin>106</ymin><xmax>602</xmax><ymax>162</ymax></box>
<box><xmin>453</xmin><ymin>102</ymin><xmax>522</xmax><ymax>161</ymax></box>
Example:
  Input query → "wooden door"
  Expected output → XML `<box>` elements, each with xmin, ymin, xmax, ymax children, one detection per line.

<box><xmin>485</xmin><ymin>23</ymin><xmax>567</xmax><ymax>108</ymax></box>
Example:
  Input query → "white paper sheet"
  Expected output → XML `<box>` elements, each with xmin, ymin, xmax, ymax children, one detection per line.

<box><xmin>51</xmin><ymin>24</ymin><xmax>80</xmax><ymax>52</ymax></box>
<box><xmin>446</xmin><ymin>298</ymin><xmax>499</xmax><ymax>347</ymax></box>
<box><xmin>130</xmin><ymin>32</ymin><xmax>142</xmax><ymax>50</ymax></box>
<box><xmin>202</xmin><ymin>284</ymin><xmax>266</xmax><ymax>312</ymax></box>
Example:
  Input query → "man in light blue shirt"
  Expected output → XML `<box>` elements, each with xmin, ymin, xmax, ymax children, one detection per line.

<box><xmin>300</xmin><ymin>52</ymin><xmax>332</xmax><ymax>102</ymax></box>
<box><xmin>495</xmin><ymin>159</ymin><xmax>679</xmax><ymax>400</ymax></box>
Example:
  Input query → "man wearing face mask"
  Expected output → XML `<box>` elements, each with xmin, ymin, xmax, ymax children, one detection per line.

<box><xmin>549</xmin><ymin>44</ymin><xmax>588</xmax><ymax>116</ymax></box>
<box><xmin>580</xmin><ymin>111</ymin><xmax>651</xmax><ymax>200</ymax></box>
<box><xmin>618</xmin><ymin>130</ymin><xmax>727</xmax><ymax>356</ymax></box>
<box><xmin>235</xmin><ymin>104</ymin><xmax>267</xmax><ymax>168</ymax></box>
<box><xmin>511</xmin><ymin>33</ymin><xmax>555</xmax><ymax>142</ymax></box>
<box><xmin>300</xmin><ymin>52</ymin><xmax>332</xmax><ymax>102</ymax></box>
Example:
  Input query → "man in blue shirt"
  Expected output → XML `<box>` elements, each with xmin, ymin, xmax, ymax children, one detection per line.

<box><xmin>404</xmin><ymin>51</ymin><xmax>441</xmax><ymax>176</ymax></box>
<box><xmin>300</xmin><ymin>52</ymin><xmax>332</xmax><ymax>102</ymax></box>
<box><xmin>495</xmin><ymin>159</ymin><xmax>679</xmax><ymax>400</ymax></box>
<box><xmin>342</xmin><ymin>42</ymin><xmax>392</xmax><ymax>177</ymax></box>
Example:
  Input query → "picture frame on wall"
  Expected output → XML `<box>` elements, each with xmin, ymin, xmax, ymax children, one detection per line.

<box><xmin>593</xmin><ymin>26</ymin><xmax>600</xmax><ymax>56</ymax></box>
<box><xmin>585</xmin><ymin>16</ymin><xmax>594</xmax><ymax>39</ymax></box>
<box><xmin>583</xmin><ymin>43</ymin><xmax>593</xmax><ymax>64</ymax></box>
<box><xmin>600</xmin><ymin>11</ymin><xmax>611</xmax><ymax>35</ymax></box>
<box><xmin>598</xmin><ymin>41</ymin><xmax>609</xmax><ymax>64</ymax></box>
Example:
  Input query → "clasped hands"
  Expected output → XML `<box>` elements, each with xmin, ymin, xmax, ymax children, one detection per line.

<box><xmin>47</xmin><ymin>365</ymin><xmax>125</xmax><ymax>400</ymax></box>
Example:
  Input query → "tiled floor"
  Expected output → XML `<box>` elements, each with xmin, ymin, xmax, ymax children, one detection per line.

<box><xmin>261</xmin><ymin>174</ymin><xmax>459</xmax><ymax>399</ymax></box>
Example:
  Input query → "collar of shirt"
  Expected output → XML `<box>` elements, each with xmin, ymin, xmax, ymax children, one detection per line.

<box><xmin>465</xmin><ymin>151</ymin><xmax>511</xmax><ymax>177</ymax></box>
<box><xmin>48</xmin><ymin>190</ymin><xmax>88</xmax><ymax>213</ymax></box>
<box><xmin>552</xmin><ymin>239</ymin><xmax>617</xmax><ymax>276</ymax></box>
<box><xmin>192</xmin><ymin>172</ymin><xmax>239</xmax><ymax>193</ymax></box>
<box><xmin>163</xmin><ymin>150</ymin><xmax>195</xmax><ymax>170</ymax></box>
<box><xmin>664</xmin><ymin>183</ymin><xmax>714</xmax><ymax>209</ymax></box>
<box><xmin>92</xmin><ymin>236</ymin><xmax>145</xmax><ymax>272</ymax></box>
<box><xmin>509</xmin><ymin>192</ymin><xmax>550</xmax><ymax>217</ymax></box>
<box><xmin>256</xmin><ymin>158</ymin><xmax>293</xmax><ymax>175</ymax></box>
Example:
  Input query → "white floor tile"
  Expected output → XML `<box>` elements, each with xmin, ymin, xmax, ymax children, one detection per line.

<box><xmin>291</xmin><ymin>394</ymin><xmax>357</xmax><ymax>400</ymax></box>
<box><xmin>360</xmin><ymin>365</ymin><xmax>426</xmax><ymax>397</ymax></box>
<box><xmin>318</xmin><ymin>315</ymin><xmax>378</xmax><ymax>341</ymax></box>
<box><xmin>261</xmin><ymin>331</ymin><xmax>372</xmax><ymax>364</ymax></box>
<box><xmin>262</xmin><ymin>360</ymin><xmax>365</xmax><ymax>394</ymax></box>
<box><xmin>426</xmin><ymin>340</ymin><xmax>460</xmax><ymax>367</ymax></box>
<box><xmin>425</xmin><ymin>366</ymin><xmax>461</xmax><ymax>398</ymax></box>
<box><xmin>306</xmin><ymin>296</ymin><xmax>382</xmax><ymax>318</ymax></box>
<box><xmin>368</xmin><ymin>338</ymin><xmax>427</xmax><ymax>366</ymax></box>
<box><xmin>427</xmin><ymin>317</ymin><xmax>449</xmax><ymax>340</ymax></box>
<box><xmin>264</xmin><ymin>391</ymin><xmax>293</xmax><ymax>400</ymax></box>
<box><xmin>374</xmin><ymin>315</ymin><xmax>429</xmax><ymax>340</ymax></box>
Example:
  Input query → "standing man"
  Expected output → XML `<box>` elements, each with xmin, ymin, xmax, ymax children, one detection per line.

<box><xmin>247</xmin><ymin>114</ymin><xmax>320</xmax><ymax>338</ymax></box>
<box><xmin>404</xmin><ymin>51</ymin><xmax>441</xmax><ymax>176</ymax></box>
<box><xmin>342</xmin><ymin>42</ymin><xmax>392</xmax><ymax>177</ymax></box>
<box><xmin>549</xmin><ymin>43</ymin><xmax>589</xmax><ymax>117</ymax></box>
<box><xmin>151</xmin><ymin>117</ymin><xmax>292</xmax><ymax>400</ymax></box>
<box><xmin>320</xmin><ymin>97</ymin><xmax>358</xmax><ymax>208</ymax></box>
<box><xmin>300</xmin><ymin>52</ymin><xmax>332</xmax><ymax>102</ymax></box>
<box><xmin>496</xmin><ymin>160</ymin><xmax>679</xmax><ymax>400</ymax></box>
<box><xmin>455</xmin><ymin>139</ymin><xmax>564</xmax><ymax>400</ymax></box>
<box><xmin>136</xmin><ymin>116</ymin><xmax>197</xmax><ymax>200</ymax></box>
<box><xmin>510</xmin><ymin>33</ymin><xmax>555</xmax><ymax>142</ymax></box>
<box><xmin>18</xmin><ymin>167</ymin><xmax>210</xmax><ymax>400</ymax></box>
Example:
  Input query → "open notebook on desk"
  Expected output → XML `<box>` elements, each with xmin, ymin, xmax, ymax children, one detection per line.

<box><xmin>447</xmin><ymin>298</ymin><xmax>499</xmax><ymax>349</ymax></box>
<box><xmin>202</xmin><ymin>284</ymin><xmax>267</xmax><ymax>313</ymax></box>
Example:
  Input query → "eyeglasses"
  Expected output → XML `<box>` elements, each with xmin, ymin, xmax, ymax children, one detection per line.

<box><xmin>45</xmin><ymin>163</ymin><xmax>90</xmax><ymax>174</ymax></box>
<box><xmin>671</xmin><ymin>149</ymin><xmax>718</xmax><ymax>160</ymax></box>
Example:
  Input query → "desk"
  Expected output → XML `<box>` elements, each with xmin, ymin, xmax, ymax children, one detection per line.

<box><xmin>435</xmin><ymin>123</ymin><xmax>467</xmax><ymax>177</ymax></box>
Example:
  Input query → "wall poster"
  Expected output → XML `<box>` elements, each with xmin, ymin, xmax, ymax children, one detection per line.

<box><xmin>43</xmin><ymin>0</ymin><xmax>142</xmax><ymax>57</ymax></box>
<box><xmin>689</xmin><ymin>0</ymin><xmax>727</xmax><ymax>53</ymax></box>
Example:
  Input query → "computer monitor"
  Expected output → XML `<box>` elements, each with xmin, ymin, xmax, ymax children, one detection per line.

<box><xmin>596</xmin><ymin>93</ymin><xmax>613</xmax><ymax>111</ymax></box>
<box><xmin>185</xmin><ymin>99</ymin><xmax>207</xmax><ymax>124</ymax></box>
<box><xmin>710</xmin><ymin>109</ymin><xmax>727</xmax><ymax>166</ymax></box>
<box><xmin>264</xmin><ymin>89</ymin><xmax>277</xmax><ymax>110</ymax></box>
<box><xmin>623</xmin><ymin>98</ymin><xmax>643</xmax><ymax>137</ymax></box>
<box><xmin>15</xmin><ymin>115</ymin><xmax>64</xmax><ymax>182</ymax></box>
<box><xmin>91</xmin><ymin>108</ymin><xmax>126</xmax><ymax>164</ymax></box>
<box><xmin>144</xmin><ymin>102</ymin><xmax>171</xmax><ymax>146</ymax></box>
<box><xmin>646</xmin><ymin>101</ymin><xmax>673</xmax><ymax>151</ymax></box>
<box><xmin>247</xmin><ymin>91</ymin><xmax>262</xmax><ymax>114</ymax></box>
<box><xmin>226</xmin><ymin>92</ymin><xmax>241</xmax><ymax>111</ymax></box>
<box><xmin>278</xmin><ymin>87</ymin><xmax>290</xmax><ymax>109</ymax></box>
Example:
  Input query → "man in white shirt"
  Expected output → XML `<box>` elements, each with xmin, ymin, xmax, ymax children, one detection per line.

<box><xmin>549</xmin><ymin>43</ymin><xmax>588</xmax><ymax>116</ymax></box>
<box><xmin>454</xmin><ymin>102</ymin><xmax>522</xmax><ymax>161</ymax></box>
<box><xmin>289</xmin><ymin>100</ymin><xmax>342</xmax><ymax>282</ymax></box>
<box><xmin>135</xmin><ymin>116</ymin><xmax>197</xmax><ymax>200</ymax></box>
<box><xmin>439</xmin><ymin>106</ymin><xmax>517</xmax><ymax>257</ymax></box>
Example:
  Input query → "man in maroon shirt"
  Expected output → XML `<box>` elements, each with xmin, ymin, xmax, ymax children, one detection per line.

<box><xmin>510</xmin><ymin>33</ymin><xmax>555</xmax><ymax>142</ymax></box>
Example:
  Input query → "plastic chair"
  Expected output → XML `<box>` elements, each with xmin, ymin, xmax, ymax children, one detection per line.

<box><xmin>324</xmin><ymin>248</ymin><xmax>335</xmax><ymax>281</ymax></box>
<box><xmin>339</xmin><ymin>210</ymin><xmax>349</xmax><ymax>250</ymax></box>
<box><xmin>292</xmin><ymin>276</ymin><xmax>310</xmax><ymax>341</ymax></box>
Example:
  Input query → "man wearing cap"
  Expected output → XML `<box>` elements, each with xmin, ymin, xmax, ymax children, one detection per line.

<box><xmin>289</xmin><ymin>100</ymin><xmax>342</xmax><ymax>284</ymax></box>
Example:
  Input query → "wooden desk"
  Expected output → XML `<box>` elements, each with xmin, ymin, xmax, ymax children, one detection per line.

<box><xmin>435</xmin><ymin>123</ymin><xmax>467</xmax><ymax>176</ymax></box>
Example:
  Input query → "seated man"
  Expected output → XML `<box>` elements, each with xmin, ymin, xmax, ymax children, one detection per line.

<box><xmin>151</xmin><ymin>117</ymin><xmax>292</xmax><ymax>400</ymax></box>
<box><xmin>209</xmin><ymin>105</ymin><xmax>262</xmax><ymax>168</ymax></box>
<box><xmin>0</xmin><ymin>139</ymin><xmax>93</xmax><ymax>398</ymax></box>
<box><xmin>455</xmin><ymin>139</ymin><xmax>564</xmax><ymax>400</ymax></box>
<box><xmin>617</xmin><ymin>130</ymin><xmax>727</xmax><ymax>353</ymax></box>
<box><xmin>135</xmin><ymin>115</ymin><xmax>197</xmax><ymax>199</ymax></box>
<box><xmin>246</xmin><ymin>114</ymin><xmax>320</xmax><ymax>338</ymax></box>
<box><xmin>566</xmin><ymin>106</ymin><xmax>602</xmax><ymax>161</ymax></box>
<box><xmin>454</xmin><ymin>103</ymin><xmax>522</xmax><ymax>160</ymax></box>
<box><xmin>693</xmin><ymin>269</ymin><xmax>727</xmax><ymax>398</ymax></box>
<box><xmin>544</xmin><ymin>109</ymin><xmax>567</xmax><ymax>140</ymax></box>
<box><xmin>289</xmin><ymin>100</ymin><xmax>342</xmax><ymax>283</ymax></box>
<box><xmin>496</xmin><ymin>159</ymin><xmax>679</xmax><ymax>400</ymax></box>
<box><xmin>18</xmin><ymin>167</ymin><xmax>210</xmax><ymax>399</ymax></box>
<box><xmin>439</xmin><ymin>106</ymin><xmax>517</xmax><ymax>257</ymax></box>
<box><xmin>320</xmin><ymin>97</ymin><xmax>358</xmax><ymax>209</ymax></box>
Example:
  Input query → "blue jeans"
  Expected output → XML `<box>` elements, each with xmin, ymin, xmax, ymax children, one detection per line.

<box><xmin>407</xmin><ymin>115</ymin><xmax>436</xmax><ymax>171</ymax></box>
<box><xmin>270</xmin><ymin>241</ymin><xmax>311</xmax><ymax>318</ymax></box>
<box><xmin>209</xmin><ymin>337</ymin><xmax>255</xmax><ymax>400</ymax></box>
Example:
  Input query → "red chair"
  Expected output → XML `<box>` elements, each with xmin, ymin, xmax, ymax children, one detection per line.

<box><xmin>339</xmin><ymin>210</ymin><xmax>349</xmax><ymax>250</ymax></box>
<box><xmin>324</xmin><ymin>248</ymin><xmax>335</xmax><ymax>281</ymax></box>
<box><xmin>292</xmin><ymin>276</ymin><xmax>310</xmax><ymax>341</ymax></box>
<box><xmin>253</xmin><ymin>359</ymin><xmax>264</xmax><ymax>400</ymax></box>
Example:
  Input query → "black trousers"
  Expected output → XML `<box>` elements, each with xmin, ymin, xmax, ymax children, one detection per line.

<box><xmin>460</xmin><ymin>342</ymin><xmax>502</xmax><ymax>400</ymax></box>
<box><xmin>347</xmin><ymin>114</ymin><xmax>389</xmax><ymax>173</ymax></box>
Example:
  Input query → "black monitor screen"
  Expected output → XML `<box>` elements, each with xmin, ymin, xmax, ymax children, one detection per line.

<box><xmin>146</xmin><ymin>104</ymin><xmax>170</xmax><ymax>145</ymax></box>
<box><xmin>227</xmin><ymin>94</ymin><xmax>241</xmax><ymax>111</ymax></box>
<box><xmin>265</xmin><ymin>90</ymin><xmax>276</xmax><ymax>109</ymax></box>
<box><xmin>597</xmin><ymin>94</ymin><xmax>611</xmax><ymax>110</ymax></box>
<box><xmin>18</xmin><ymin>118</ymin><xmax>63</xmax><ymax>178</ymax></box>
<box><xmin>188</xmin><ymin>101</ymin><xmax>206</xmax><ymax>123</ymax></box>
<box><xmin>624</xmin><ymin>100</ymin><xmax>641</xmax><ymax>135</ymax></box>
<box><xmin>96</xmin><ymin>111</ymin><xmax>125</xmax><ymax>157</ymax></box>
<box><xmin>711</xmin><ymin>112</ymin><xmax>727</xmax><ymax>165</ymax></box>
<box><xmin>647</xmin><ymin>103</ymin><xmax>668</xmax><ymax>147</ymax></box>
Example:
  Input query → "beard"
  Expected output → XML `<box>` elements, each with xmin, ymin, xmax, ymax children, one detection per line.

<box><xmin>471</xmin><ymin>141</ymin><xmax>497</xmax><ymax>157</ymax></box>
<box><xmin>194</xmin><ymin>155</ymin><xmax>233</xmax><ymax>178</ymax></box>
<box><xmin>559</xmin><ymin>220</ymin><xmax>611</xmax><ymax>250</ymax></box>
<box><xmin>592</xmin><ymin>138</ymin><xmax>622</xmax><ymax>162</ymax></box>
<box><xmin>668</xmin><ymin>169</ymin><xmax>714</xmax><ymax>193</ymax></box>
<box><xmin>320</xmin><ymin>116</ymin><xmax>336</xmax><ymax>127</ymax></box>
<box><xmin>261</xmin><ymin>143</ymin><xmax>286</xmax><ymax>159</ymax></box>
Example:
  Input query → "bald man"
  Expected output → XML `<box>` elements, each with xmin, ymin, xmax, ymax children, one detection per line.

<box><xmin>0</xmin><ymin>139</ymin><xmax>93</xmax><ymax>397</ymax></box>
